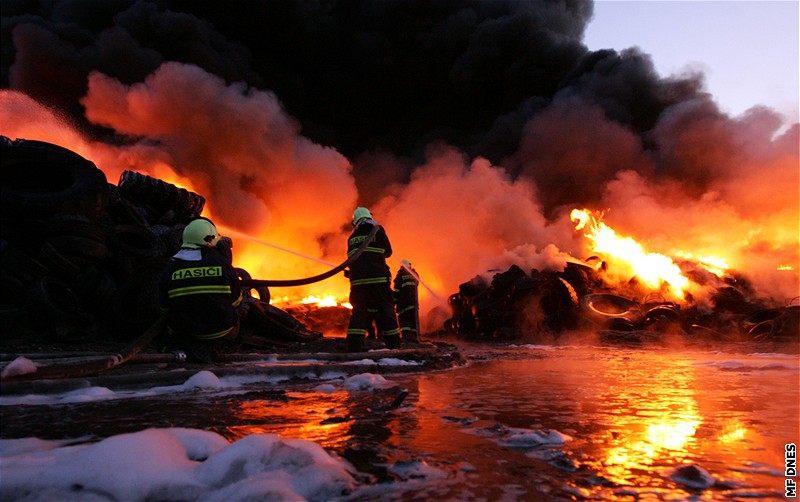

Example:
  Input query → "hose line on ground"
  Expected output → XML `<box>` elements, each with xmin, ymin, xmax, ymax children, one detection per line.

<box><xmin>0</xmin><ymin>316</ymin><xmax>167</xmax><ymax>382</ymax></box>
<box><xmin>239</xmin><ymin>224</ymin><xmax>380</xmax><ymax>288</ymax></box>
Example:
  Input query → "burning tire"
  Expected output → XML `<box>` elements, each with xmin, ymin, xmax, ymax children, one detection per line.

<box><xmin>1</xmin><ymin>137</ymin><xmax>109</xmax><ymax>221</ymax></box>
<box><xmin>580</xmin><ymin>294</ymin><xmax>642</xmax><ymax>326</ymax></box>
<box><xmin>118</xmin><ymin>171</ymin><xmax>205</xmax><ymax>224</ymax></box>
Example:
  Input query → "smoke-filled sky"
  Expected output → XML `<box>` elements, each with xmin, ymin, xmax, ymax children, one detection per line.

<box><xmin>1</xmin><ymin>0</ymin><xmax>798</xmax><ymax>314</ymax></box>
<box><xmin>586</xmin><ymin>0</ymin><xmax>799</xmax><ymax>123</ymax></box>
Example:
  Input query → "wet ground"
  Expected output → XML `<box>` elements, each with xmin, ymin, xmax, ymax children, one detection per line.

<box><xmin>2</xmin><ymin>343</ymin><xmax>798</xmax><ymax>500</ymax></box>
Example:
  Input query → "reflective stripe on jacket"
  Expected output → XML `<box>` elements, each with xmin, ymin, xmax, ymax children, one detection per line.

<box><xmin>159</xmin><ymin>247</ymin><xmax>243</xmax><ymax>339</ymax></box>
<box><xmin>347</xmin><ymin>220</ymin><xmax>392</xmax><ymax>283</ymax></box>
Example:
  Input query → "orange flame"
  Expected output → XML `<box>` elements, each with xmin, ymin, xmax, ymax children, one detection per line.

<box><xmin>675</xmin><ymin>252</ymin><xmax>730</xmax><ymax>277</ymax></box>
<box><xmin>301</xmin><ymin>295</ymin><xmax>347</xmax><ymax>308</ymax></box>
<box><xmin>571</xmin><ymin>209</ymin><xmax>691</xmax><ymax>299</ymax></box>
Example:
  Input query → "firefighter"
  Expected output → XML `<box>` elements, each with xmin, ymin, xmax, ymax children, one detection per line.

<box><xmin>394</xmin><ymin>259</ymin><xmax>420</xmax><ymax>342</ymax></box>
<box><xmin>345</xmin><ymin>207</ymin><xmax>401</xmax><ymax>352</ymax></box>
<box><xmin>159</xmin><ymin>217</ymin><xmax>244</xmax><ymax>363</ymax></box>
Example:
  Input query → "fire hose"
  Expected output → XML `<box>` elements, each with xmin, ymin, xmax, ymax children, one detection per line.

<box><xmin>238</xmin><ymin>224</ymin><xmax>380</xmax><ymax>288</ymax></box>
<box><xmin>1</xmin><ymin>316</ymin><xmax>167</xmax><ymax>382</ymax></box>
<box><xmin>0</xmin><ymin>226</ymin><xmax>381</xmax><ymax>382</ymax></box>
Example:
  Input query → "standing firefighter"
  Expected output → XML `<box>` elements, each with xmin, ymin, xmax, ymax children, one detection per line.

<box><xmin>394</xmin><ymin>260</ymin><xmax>421</xmax><ymax>342</ymax></box>
<box><xmin>159</xmin><ymin>218</ymin><xmax>243</xmax><ymax>363</ymax></box>
<box><xmin>345</xmin><ymin>207</ymin><xmax>401</xmax><ymax>352</ymax></box>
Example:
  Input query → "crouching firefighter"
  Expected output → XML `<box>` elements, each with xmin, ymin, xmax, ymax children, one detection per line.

<box><xmin>394</xmin><ymin>259</ymin><xmax>420</xmax><ymax>342</ymax></box>
<box><xmin>159</xmin><ymin>217</ymin><xmax>244</xmax><ymax>363</ymax></box>
<box><xmin>345</xmin><ymin>207</ymin><xmax>401</xmax><ymax>352</ymax></box>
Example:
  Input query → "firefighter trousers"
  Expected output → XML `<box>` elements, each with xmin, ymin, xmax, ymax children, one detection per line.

<box><xmin>347</xmin><ymin>282</ymin><xmax>400</xmax><ymax>351</ymax></box>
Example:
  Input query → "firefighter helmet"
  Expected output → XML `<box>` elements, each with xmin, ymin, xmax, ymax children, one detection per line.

<box><xmin>182</xmin><ymin>218</ymin><xmax>221</xmax><ymax>249</ymax></box>
<box><xmin>352</xmin><ymin>207</ymin><xmax>372</xmax><ymax>225</ymax></box>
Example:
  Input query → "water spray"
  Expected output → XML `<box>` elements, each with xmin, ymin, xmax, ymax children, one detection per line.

<box><xmin>218</xmin><ymin>225</ymin><xmax>336</xmax><ymax>267</ymax></box>
<box><xmin>400</xmin><ymin>259</ymin><xmax>446</xmax><ymax>305</ymax></box>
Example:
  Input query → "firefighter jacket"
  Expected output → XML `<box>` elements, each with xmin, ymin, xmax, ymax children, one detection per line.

<box><xmin>159</xmin><ymin>247</ymin><xmax>243</xmax><ymax>340</ymax></box>
<box><xmin>393</xmin><ymin>266</ymin><xmax>419</xmax><ymax>315</ymax></box>
<box><xmin>347</xmin><ymin>219</ymin><xmax>392</xmax><ymax>286</ymax></box>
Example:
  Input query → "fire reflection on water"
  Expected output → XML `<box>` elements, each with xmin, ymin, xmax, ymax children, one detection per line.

<box><xmin>222</xmin><ymin>388</ymin><xmax>405</xmax><ymax>455</ymax></box>
<box><xmin>584</xmin><ymin>365</ymin><xmax>704</xmax><ymax>486</ymax></box>
<box><xmin>2</xmin><ymin>347</ymin><xmax>794</xmax><ymax>500</ymax></box>
<box><xmin>387</xmin><ymin>348</ymin><xmax>793</xmax><ymax>499</ymax></box>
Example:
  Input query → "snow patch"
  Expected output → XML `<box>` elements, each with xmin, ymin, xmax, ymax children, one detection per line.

<box><xmin>1</xmin><ymin>356</ymin><xmax>37</xmax><ymax>378</ymax></box>
<box><xmin>0</xmin><ymin>428</ymin><xmax>357</xmax><ymax>501</ymax></box>
<box><xmin>182</xmin><ymin>370</ymin><xmax>225</xmax><ymax>389</ymax></box>
<box><xmin>499</xmin><ymin>427</ymin><xmax>574</xmax><ymax>448</ymax></box>
<box><xmin>343</xmin><ymin>373</ymin><xmax>397</xmax><ymax>390</ymax></box>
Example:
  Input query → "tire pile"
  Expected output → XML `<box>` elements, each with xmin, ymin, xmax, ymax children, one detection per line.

<box><xmin>442</xmin><ymin>263</ymin><xmax>587</xmax><ymax>340</ymax></box>
<box><xmin>1</xmin><ymin>136</ymin><xmax>325</xmax><ymax>350</ymax></box>
<box><xmin>437</xmin><ymin>260</ymin><xmax>800</xmax><ymax>348</ymax></box>
<box><xmin>1</xmin><ymin>136</ymin><xmax>207</xmax><ymax>345</ymax></box>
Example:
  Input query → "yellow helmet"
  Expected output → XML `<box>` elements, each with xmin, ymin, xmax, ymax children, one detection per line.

<box><xmin>182</xmin><ymin>218</ymin><xmax>221</xmax><ymax>249</ymax></box>
<box><xmin>352</xmin><ymin>207</ymin><xmax>372</xmax><ymax>225</ymax></box>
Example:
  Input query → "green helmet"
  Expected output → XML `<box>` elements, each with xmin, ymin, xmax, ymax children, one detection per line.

<box><xmin>352</xmin><ymin>207</ymin><xmax>372</xmax><ymax>225</ymax></box>
<box><xmin>182</xmin><ymin>218</ymin><xmax>221</xmax><ymax>249</ymax></box>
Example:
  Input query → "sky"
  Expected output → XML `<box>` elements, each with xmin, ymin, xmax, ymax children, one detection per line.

<box><xmin>584</xmin><ymin>0</ymin><xmax>800</xmax><ymax>123</ymax></box>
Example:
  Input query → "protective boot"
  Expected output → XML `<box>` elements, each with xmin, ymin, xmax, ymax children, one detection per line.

<box><xmin>384</xmin><ymin>333</ymin><xmax>401</xmax><ymax>349</ymax></box>
<box><xmin>401</xmin><ymin>331</ymin><xmax>419</xmax><ymax>343</ymax></box>
<box><xmin>347</xmin><ymin>332</ymin><xmax>365</xmax><ymax>352</ymax></box>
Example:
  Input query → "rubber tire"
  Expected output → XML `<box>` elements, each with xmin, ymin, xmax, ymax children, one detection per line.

<box><xmin>739</xmin><ymin>308</ymin><xmax>782</xmax><ymax>335</ymax></box>
<box><xmin>117</xmin><ymin>170</ymin><xmax>205</xmax><ymax>223</ymax></box>
<box><xmin>108</xmin><ymin>225</ymin><xmax>161</xmax><ymax>259</ymax></box>
<box><xmin>1</xmin><ymin>136</ymin><xmax>109</xmax><ymax>221</ymax></box>
<box><xmin>581</xmin><ymin>294</ymin><xmax>641</xmax><ymax>323</ymax></box>
<box><xmin>110</xmin><ymin>270</ymin><xmax>162</xmax><ymax>340</ymax></box>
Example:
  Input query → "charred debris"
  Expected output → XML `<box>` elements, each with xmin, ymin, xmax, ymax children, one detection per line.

<box><xmin>1</xmin><ymin>136</ymin><xmax>798</xmax><ymax>356</ymax></box>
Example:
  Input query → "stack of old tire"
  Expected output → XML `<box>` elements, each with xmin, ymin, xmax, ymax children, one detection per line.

<box><xmin>442</xmin><ymin>263</ymin><xmax>588</xmax><ymax>340</ymax></box>
<box><xmin>738</xmin><ymin>299</ymin><xmax>800</xmax><ymax>342</ymax></box>
<box><xmin>1</xmin><ymin>136</ymin><xmax>205</xmax><ymax>344</ymax></box>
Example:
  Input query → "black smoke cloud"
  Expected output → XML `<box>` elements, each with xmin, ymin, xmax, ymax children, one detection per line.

<box><xmin>1</xmin><ymin>1</ymin><xmax>708</xmax><ymax>174</ymax></box>
<box><xmin>3</xmin><ymin>1</ymin><xmax>616</xmax><ymax>159</ymax></box>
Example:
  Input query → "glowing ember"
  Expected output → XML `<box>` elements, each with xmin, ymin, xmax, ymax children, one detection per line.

<box><xmin>675</xmin><ymin>252</ymin><xmax>730</xmax><ymax>277</ymax></box>
<box><xmin>301</xmin><ymin>295</ymin><xmax>341</xmax><ymax>308</ymax></box>
<box><xmin>571</xmin><ymin>209</ymin><xmax>689</xmax><ymax>298</ymax></box>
